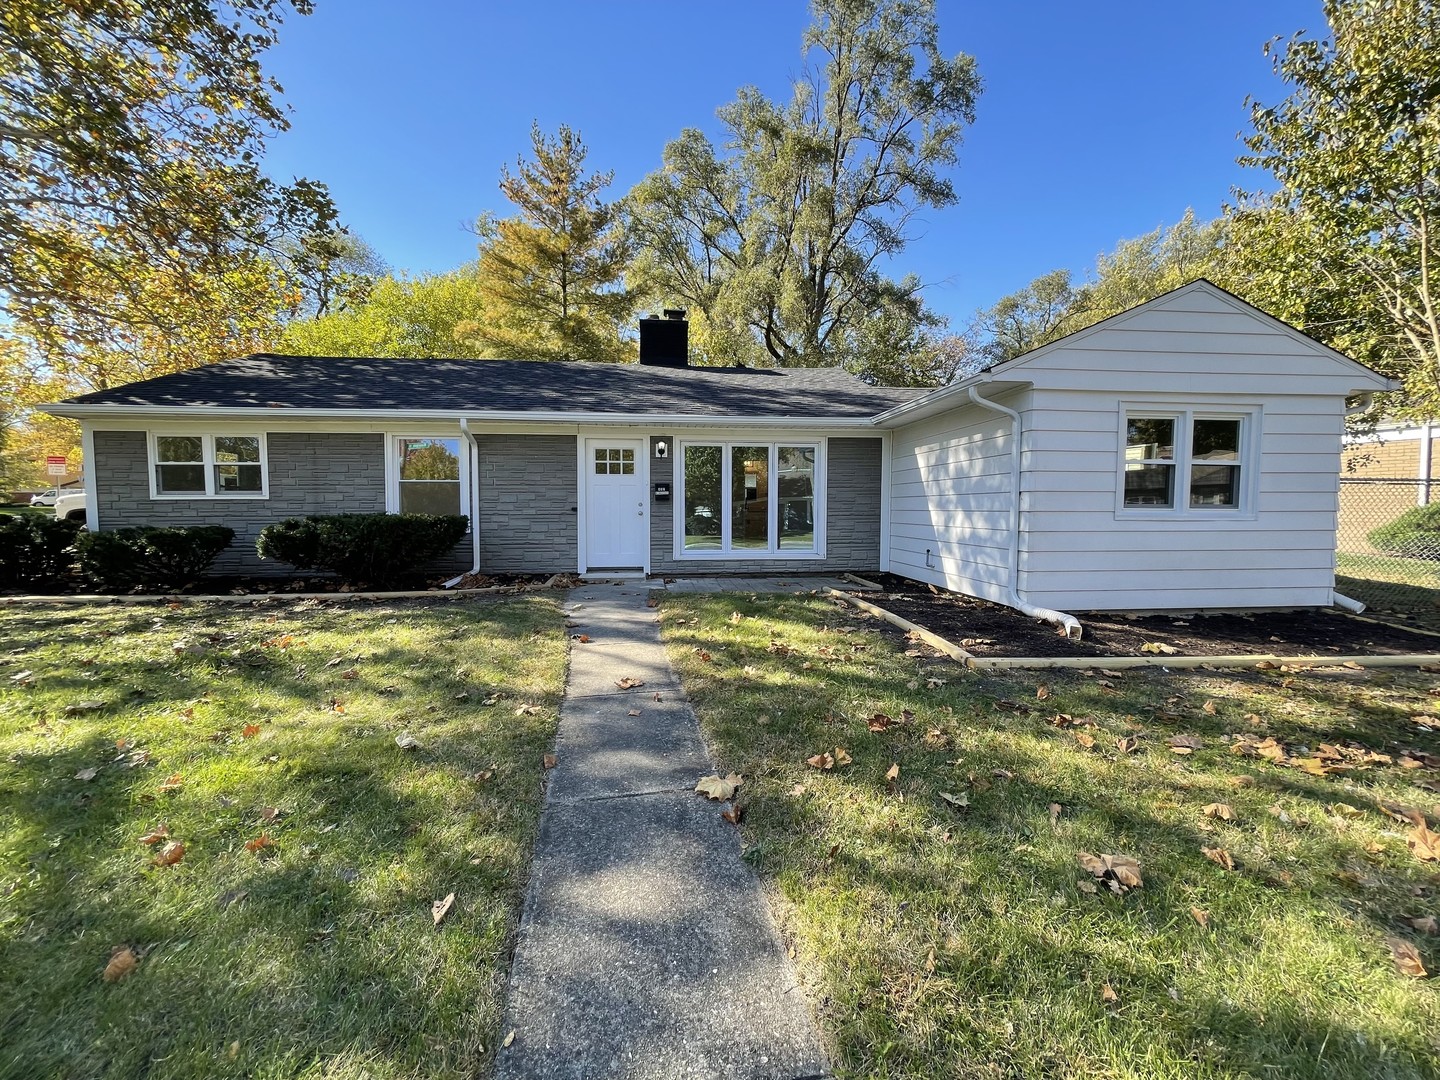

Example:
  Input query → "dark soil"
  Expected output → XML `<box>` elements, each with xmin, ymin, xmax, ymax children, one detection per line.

<box><xmin>859</xmin><ymin>573</ymin><xmax>1440</xmax><ymax>659</ymax></box>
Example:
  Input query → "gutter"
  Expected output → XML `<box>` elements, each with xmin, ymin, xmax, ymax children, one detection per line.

<box><xmin>963</xmin><ymin>385</ymin><xmax>1084</xmax><ymax>639</ymax></box>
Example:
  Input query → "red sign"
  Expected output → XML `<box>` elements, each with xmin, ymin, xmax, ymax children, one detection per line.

<box><xmin>46</xmin><ymin>455</ymin><xmax>67</xmax><ymax>477</ymax></box>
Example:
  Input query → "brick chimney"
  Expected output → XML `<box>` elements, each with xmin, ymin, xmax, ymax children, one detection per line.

<box><xmin>638</xmin><ymin>309</ymin><xmax>688</xmax><ymax>367</ymax></box>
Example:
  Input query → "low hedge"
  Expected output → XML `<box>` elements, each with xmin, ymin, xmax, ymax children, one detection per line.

<box><xmin>255</xmin><ymin>513</ymin><xmax>468</xmax><ymax>587</ymax></box>
<box><xmin>1367</xmin><ymin>501</ymin><xmax>1440</xmax><ymax>560</ymax></box>
<box><xmin>76</xmin><ymin>525</ymin><xmax>235</xmax><ymax>590</ymax></box>
<box><xmin>0</xmin><ymin>515</ymin><xmax>81</xmax><ymax>591</ymax></box>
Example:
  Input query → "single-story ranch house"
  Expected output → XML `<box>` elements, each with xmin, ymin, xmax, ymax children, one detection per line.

<box><xmin>44</xmin><ymin>280</ymin><xmax>1394</xmax><ymax>625</ymax></box>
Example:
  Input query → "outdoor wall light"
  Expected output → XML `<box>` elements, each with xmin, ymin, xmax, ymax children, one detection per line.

<box><xmin>654</xmin><ymin>439</ymin><xmax>669</xmax><ymax>459</ymax></box>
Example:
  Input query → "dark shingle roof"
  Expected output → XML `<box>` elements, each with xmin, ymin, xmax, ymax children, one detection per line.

<box><xmin>63</xmin><ymin>354</ymin><xmax>926</xmax><ymax>419</ymax></box>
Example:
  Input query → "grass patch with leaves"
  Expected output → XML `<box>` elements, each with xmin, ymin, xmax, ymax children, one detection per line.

<box><xmin>0</xmin><ymin>595</ymin><xmax>566</xmax><ymax>1078</ymax></box>
<box><xmin>663</xmin><ymin>594</ymin><xmax>1440</xmax><ymax>1080</ymax></box>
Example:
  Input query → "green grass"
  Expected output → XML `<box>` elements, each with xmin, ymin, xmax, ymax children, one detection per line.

<box><xmin>0</xmin><ymin>503</ymin><xmax>49</xmax><ymax>518</ymax></box>
<box><xmin>0</xmin><ymin>595</ymin><xmax>568</xmax><ymax>1079</ymax></box>
<box><xmin>662</xmin><ymin>594</ymin><xmax>1440</xmax><ymax>1080</ymax></box>
<box><xmin>1338</xmin><ymin>552</ymin><xmax>1440</xmax><ymax>620</ymax></box>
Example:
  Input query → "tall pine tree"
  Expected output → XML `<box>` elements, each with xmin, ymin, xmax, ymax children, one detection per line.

<box><xmin>468</xmin><ymin>124</ymin><xmax>635</xmax><ymax>362</ymax></box>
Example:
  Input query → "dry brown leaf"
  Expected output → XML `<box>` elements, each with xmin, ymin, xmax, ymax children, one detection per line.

<box><xmin>1190</xmin><ymin>907</ymin><xmax>1210</xmax><ymax>928</ymax></box>
<box><xmin>1101</xmin><ymin>983</ymin><xmax>1119</xmax><ymax>1005</ymax></box>
<box><xmin>1407</xmin><ymin>915</ymin><xmax>1439</xmax><ymax>935</ymax></box>
<box><xmin>1388</xmin><ymin>936</ymin><xmax>1428</xmax><ymax>978</ymax></box>
<box><xmin>152</xmin><ymin>840</ymin><xmax>186</xmax><ymax>867</ymax></box>
<box><xmin>432</xmin><ymin>892</ymin><xmax>456</xmax><ymax>927</ymax></box>
<box><xmin>1167</xmin><ymin>735</ymin><xmax>1203</xmax><ymax>754</ymax></box>
<box><xmin>938</xmin><ymin>791</ymin><xmax>969</xmax><ymax>810</ymax></box>
<box><xmin>241</xmin><ymin>724</ymin><xmax>261</xmax><ymax>739</ymax></box>
<box><xmin>1202</xmin><ymin>846</ymin><xmax>1235</xmax><ymax>871</ymax></box>
<box><xmin>1116</xmin><ymin>735</ymin><xmax>1140</xmax><ymax>754</ymax></box>
<box><xmin>395</xmin><ymin>732</ymin><xmax>420</xmax><ymax>750</ymax></box>
<box><xmin>1202</xmin><ymin>699</ymin><xmax>1218</xmax><ymax>715</ymax></box>
<box><xmin>885</xmin><ymin>763</ymin><xmax>900</xmax><ymax>782</ymax></box>
<box><xmin>867</xmin><ymin>713</ymin><xmax>898</xmax><ymax>732</ymax></box>
<box><xmin>258</xmin><ymin>806</ymin><xmax>281</xmax><ymax>824</ymax></box>
<box><xmin>1036</xmin><ymin>684</ymin><xmax>1051</xmax><ymax>701</ymax></box>
<box><xmin>244</xmin><ymin>834</ymin><xmax>274</xmax><ymax>854</ymax></box>
<box><xmin>615</xmin><ymin>676</ymin><xmax>645</xmax><ymax>690</ymax></box>
<box><xmin>1203</xmin><ymin>803</ymin><xmax>1236</xmax><ymax>822</ymax></box>
<box><xmin>573</xmin><ymin>634</ymin><xmax>591</xmax><ymax>643</ymax></box>
<box><xmin>1074</xmin><ymin>731</ymin><xmax>1096</xmax><ymax>749</ymax></box>
<box><xmin>157</xmin><ymin>774</ymin><xmax>183</xmax><ymax>793</ymax></box>
<box><xmin>721</xmin><ymin>804</ymin><xmax>743</xmax><ymax>825</ymax></box>
<box><xmin>1077</xmin><ymin>852</ymin><xmax>1143</xmax><ymax>893</ymax></box>
<box><xmin>1379</xmin><ymin>801</ymin><xmax>1425</xmax><ymax>827</ymax></box>
<box><xmin>833</xmin><ymin>747</ymin><xmax>853</xmax><ymax>766</ymax></box>
<box><xmin>102</xmin><ymin>947</ymin><xmax>139</xmax><ymax>983</ymax></box>
<box><xmin>694</xmin><ymin>773</ymin><xmax>743</xmax><ymax>801</ymax></box>
<box><xmin>1408</xmin><ymin>820</ymin><xmax>1440</xmax><ymax>862</ymax></box>
<box><xmin>1048</xmin><ymin>803</ymin><xmax>1062</xmax><ymax>826</ymax></box>
<box><xmin>806</xmin><ymin>752</ymin><xmax>834</xmax><ymax>770</ymax></box>
<box><xmin>138</xmin><ymin>825</ymin><xmax>169</xmax><ymax>846</ymax></box>
<box><xmin>1140</xmin><ymin>642</ymin><xmax>1178</xmax><ymax>655</ymax></box>
<box><xmin>502</xmin><ymin>1030</ymin><xmax>516</xmax><ymax>1048</ymax></box>
<box><xmin>542</xmin><ymin>753</ymin><xmax>557</xmax><ymax>770</ymax></box>
<box><xmin>74</xmin><ymin>767</ymin><xmax>98</xmax><ymax>781</ymax></box>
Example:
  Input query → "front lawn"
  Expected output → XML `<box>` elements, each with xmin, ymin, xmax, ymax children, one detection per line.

<box><xmin>663</xmin><ymin>594</ymin><xmax>1440</xmax><ymax>1079</ymax></box>
<box><xmin>0</xmin><ymin>595</ymin><xmax>567</xmax><ymax>1078</ymax></box>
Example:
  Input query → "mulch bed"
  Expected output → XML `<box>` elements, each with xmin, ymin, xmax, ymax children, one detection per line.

<box><xmin>858</xmin><ymin>573</ymin><xmax>1440</xmax><ymax>659</ymax></box>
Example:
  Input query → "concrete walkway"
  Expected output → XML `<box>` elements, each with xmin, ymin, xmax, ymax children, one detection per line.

<box><xmin>494</xmin><ymin>584</ymin><xmax>829</xmax><ymax>1080</ymax></box>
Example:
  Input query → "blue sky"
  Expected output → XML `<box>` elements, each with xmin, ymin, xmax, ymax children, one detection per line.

<box><xmin>261</xmin><ymin>0</ymin><xmax>1323</xmax><ymax>328</ymax></box>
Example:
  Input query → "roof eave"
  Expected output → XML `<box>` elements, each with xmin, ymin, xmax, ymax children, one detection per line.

<box><xmin>40</xmin><ymin>403</ymin><xmax>885</xmax><ymax>427</ymax></box>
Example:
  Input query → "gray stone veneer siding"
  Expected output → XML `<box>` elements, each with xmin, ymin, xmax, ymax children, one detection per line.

<box><xmin>476</xmin><ymin>434</ymin><xmax>578</xmax><ymax>573</ymax></box>
<box><xmin>648</xmin><ymin>435</ymin><xmax>882</xmax><ymax>575</ymax></box>
<box><xmin>91</xmin><ymin>430</ymin><xmax>468</xmax><ymax>576</ymax></box>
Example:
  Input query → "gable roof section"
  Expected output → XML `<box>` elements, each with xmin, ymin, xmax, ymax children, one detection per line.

<box><xmin>52</xmin><ymin>354</ymin><xmax>926</xmax><ymax>421</ymax></box>
<box><xmin>986</xmin><ymin>278</ymin><xmax>1396</xmax><ymax>389</ymax></box>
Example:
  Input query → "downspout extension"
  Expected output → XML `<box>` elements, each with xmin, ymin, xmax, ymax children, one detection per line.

<box><xmin>965</xmin><ymin>386</ymin><xmax>1084</xmax><ymax>640</ymax></box>
<box><xmin>446</xmin><ymin>418</ymin><xmax>482</xmax><ymax>586</ymax></box>
<box><xmin>1332</xmin><ymin>590</ymin><xmax>1367</xmax><ymax>614</ymax></box>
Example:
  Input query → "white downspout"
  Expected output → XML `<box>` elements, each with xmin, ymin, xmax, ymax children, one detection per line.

<box><xmin>965</xmin><ymin>386</ymin><xmax>1084</xmax><ymax>639</ymax></box>
<box><xmin>454</xmin><ymin>418</ymin><xmax>482</xmax><ymax>582</ymax></box>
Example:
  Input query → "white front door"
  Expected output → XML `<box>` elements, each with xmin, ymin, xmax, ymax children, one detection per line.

<box><xmin>584</xmin><ymin>438</ymin><xmax>647</xmax><ymax>570</ymax></box>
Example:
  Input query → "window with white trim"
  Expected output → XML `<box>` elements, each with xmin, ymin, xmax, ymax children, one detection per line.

<box><xmin>1121</xmin><ymin>410</ymin><xmax>1250</xmax><ymax>512</ymax></box>
<box><xmin>678</xmin><ymin>441</ymin><xmax>821</xmax><ymax>556</ymax></box>
<box><xmin>150</xmin><ymin>434</ymin><xmax>267</xmax><ymax>498</ymax></box>
<box><xmin>395</xmin><ymin>437</ymin><xmax>463</xmax><ymax>516</ymax></box>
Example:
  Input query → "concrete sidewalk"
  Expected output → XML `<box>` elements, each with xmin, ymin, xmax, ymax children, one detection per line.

<box><xmin>494</xmin><ymin>584</ymin><xmax>829</xmax><ymax>1080</ymax></box>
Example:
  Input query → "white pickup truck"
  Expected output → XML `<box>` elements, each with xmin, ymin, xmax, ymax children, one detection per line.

<box><xmin>53</xmin><ymin>490</ymin><xmax>87</xmax><ymax>524</ymax></box>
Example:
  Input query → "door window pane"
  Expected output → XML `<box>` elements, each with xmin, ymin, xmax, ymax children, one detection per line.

<box><xmin>683</xmin><ymin>445</ymin><xmax>722</xmax><ymax>550</ymax></box>
<box><xmin>1123</xmin><ymin>463</ymin><xmax>1174</xmax><ymax>507</ymax></box>
<box><xmin>777</xmin><ymin>446</ymin><xmax>815</xmax><ymax>550</ymax></box>
<box><xmin>731</xmin><ymin>446</ymin><xmax>769</xmax><ymax>550</ymax></box>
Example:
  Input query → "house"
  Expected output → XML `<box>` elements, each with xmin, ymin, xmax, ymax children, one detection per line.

<box><xmin>43</xmin><ymin>281</ymin><xmax>1395</xmax><ymax>621</ymax></box>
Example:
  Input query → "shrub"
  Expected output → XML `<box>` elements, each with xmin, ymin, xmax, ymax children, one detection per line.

<box><xmin>0</xmin><ymin>515</ymin><xmax>81</xmax><ymax>591</ymax></box>
<box><xmin>255</xmin><ymin>513</ymin><xmax>468</xmax><ymax>587</ymax></box>
<box><xmin>76</xmin><ymin>525</ymin><xmax>235</xmax><ymax>590</ymax></box>
<box><xmin>1366</xmin><ymin>501</ymin><xmax>1440</xmax><ymax>560</ymax></box>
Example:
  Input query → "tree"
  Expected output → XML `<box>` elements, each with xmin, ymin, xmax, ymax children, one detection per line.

<box><xmin>279</xmin><ymin>228</ymin><xmax>389</xmax><ymax>319</ymax></box>
<box><xmin>280</xmin><ymin>267</ymin><xmax>489</xmax><ymax>359</ymax></box>
<box><xmin>467</xmin><ymin>124</ymin><xmax>635</xmax><ymax>363</ymax></box>
<box><xmin>629</xmin><ymin>0</ymin><xmax>979</xmax><ymax>367</ymax></box>
<box><xmin>1236</xmin><ymin>0</ymin><xmax>1440</xmax><ymax>414</ymax></box>
<box><xmin>0</xmin><ymin>0</ymin><xmax>337</xmax><ymax>354</ymax></box>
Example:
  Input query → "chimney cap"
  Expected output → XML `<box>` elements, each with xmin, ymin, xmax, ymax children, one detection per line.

<box><xmin>662</xmin><ymin>308</ymin><xmax>687</xmax><ymax>321</ymax></box>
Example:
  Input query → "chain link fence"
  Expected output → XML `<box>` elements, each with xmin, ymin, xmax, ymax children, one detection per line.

<box><xmin>1337</xmin><ymin>477</ymin><xmax>1440</xmax><ymax>617</ymax></box>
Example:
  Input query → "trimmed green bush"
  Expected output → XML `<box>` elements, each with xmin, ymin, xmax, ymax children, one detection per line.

<box><xmin>76</xmin><ymin>525</ymin><xmax>235</xmax><ymax>589</ymax></box>
<box><xmin>1367</xmin><ymin>501</ymin><xmax>1440</xmax><ymax>559</ymax></box>
<box><xmin>0</xmin><ymin>515</ymin><xmax>81</xmax><ymax>591</ymax></box>
<box><xmin>256</xmin><ymin>513</ymin><xmax>468</xmax><ymax>587</ymax></box>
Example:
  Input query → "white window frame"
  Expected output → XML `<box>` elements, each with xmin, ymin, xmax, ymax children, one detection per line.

<box><xmin>147</xmin><ymin>432</ymin><xmax>269</xmax><ymax>500</ymax></box>
<box><xmin>673</xmin><ymin>439</ymin><xmax>827</xmax><ymax>560</ymax></box>
<box><xmin>384</xmin><ymin>434</ymin><xmax>471</xmax><ymax>527</ymax></box>
<box><xmin>1115</xmin><ymin>405</ymin><xmax>1260</xmax><ymax>520</ymax></box>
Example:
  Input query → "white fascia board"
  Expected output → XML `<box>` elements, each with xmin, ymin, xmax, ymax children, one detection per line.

<box><xmin>871</xmin><ymin>373</ymin><xmax>1034</xmax><ymax>429</ymax></box>
<box><xmin>40</xmin><ymin>403</ymin><xmax>879</xmax><ymax>428</ymax></box>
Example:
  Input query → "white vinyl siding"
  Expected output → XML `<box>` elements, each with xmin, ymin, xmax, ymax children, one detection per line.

<box><xmin>886</xmin><ymin>392</ymin><xmax>1024</xmax><ymax>603</ymax></box>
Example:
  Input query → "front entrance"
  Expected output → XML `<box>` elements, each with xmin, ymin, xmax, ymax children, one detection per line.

<box><xmin>584</xmin><ymin>438</ymin><xmax>647</xmax><ymax>570</ymax></box>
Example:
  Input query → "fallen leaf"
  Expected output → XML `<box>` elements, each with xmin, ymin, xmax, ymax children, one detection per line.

<box><xmin>241</xmin><ymin>724</ymin><xmax>261</xmax><ymax>739</ymax></box>
<box><xmin>867</xmin><ymin>713</ymin><xmax>898</xmax><ymax>732</ymax></box>
<box><xmin>1099</xmin><ymin>669</ymin><xmax>1125</xmax><ymax>679</ymax></box>
<box><xmin>1202</xmin><ymin>846</ymin><xmax>1235</xmax><ymax>871</ymax></box>
<box><xmin>395</xmin><ymin>732</ymin><xmax>421</xmax><ymax>750</ymax></box>
<box><xmin>1190</xmin><ymin>907</ymin><xmax>1210</xmax><ymax>928</ymax></box>
<box><xmin>615</xmin><ymin>677</ymin><xmax>645</xmax><ymax>690</ymax></box>
<box><xmin>542</xmin><ymin>753</ymin><xmax>557</xmax><ymax>770</ymax></box>
<box><xmin>1077</xmin><ymin>852</ymin><xmax>1143</xmax><ymax>893</ymax></box>
<box><xmin>74</xmin><ymin>767</ymin><xmax>98</xmax><ymax>781</ymax></box>
<box><xmin>1379</xmin><ymin>801</ymin><xmax>1425</xmax><ymax>826</ymax></box>
<box><xmin>1036</xmin><ymin>685</ymin><xmax>1051</xmax><ymax>701</ymax></box>
<box><xmin>833</xmin><ymin>747</ymin><xmax>852</xmax><ymax>766</ymax></box>
<box><xmin>1167</xmin><ymin>735</ymin><xmax>1203</xmax><ymax>753</ymax></box>
<box><xmin>1407</xmin><ymin>915</ymin><xmax>1438</xmax><ymax>935</ymax></box>
<box><xmin>102</xmin><ymin>947</ymin><xmax>139</xmax><ymax>983</ymax></box>
<box><xmin>1202</xmin><ymin>700</ymin><xmax>1218</xmax><ymax>715</ymax></box>
<box><xmin>1328</xmin><ymin>802</ymin><xmax>1363</xmax><ymax>819</ymax></box>
<box><xmin>1074</xmin><ymin>731</ymin><xmax>1096</xmax><ymax>748</ymax></box>
<box><xmin>1116</xmin><ymin>736</ymin><xmax>1139</xmax><ymax>754</ymax></box>
<box><xmin>573</xmin><ymin>634</ymin><xmax>591</xmax><ymax>643</ymax></box>
<box><xmin>64</xmin><ymin>700</ymin><xmax>107</xmax><ymax>715</ymax></box>
<box><xmin>885</xmin><ymin>763</ymin><xmax>900</xmax><ymax>782</ymax></box>
<box><xmin>502</xmin><ymin>1030</ymin><xmax>516</xmax><ymax>1049</ymax></box>
<box><xmin>695</xmin><ymin>773</ymin><xmax>743</xmax><ymax>800</ymax></box>
<box><xmin>152</xmin><ymin>841</ymin><xmax>186</xmax><ymax>867</ymax></box>
<box><xmin>514</xmin><ymin>703</ymin><xmax>541</xmax><ymax>716</ymax></box>
<box><xmin>790</xmin><ymin>783</ymin><xmax>807</xmax><ymax>797</ymax></box>
<box><xmin>1203</xmin><ymin>803</ymin><xmax>1236</xmax><ymax>822</ymax></box>
<box><xmin>938</xmin><ymin>791</ymin><xmax>969</xmax><ymax>810</ymax></box>
<box><xmin>1048</xmin><ymin>803</ymin><xmax>1062</xmax><ymax>826</ymax></box>
<box><xmin>721</xmin><ymin>804</ymin><xmax>743</xmax><ymax>825</ymax></box>
<box><xmin>1101</xmin><ymin>983</ymin><xmax>1119</xmax><ymax>1005</ymax></box>
<box><xmin>806</xmin><ymin>752</ymin><xmax>835</xmax><ymax>770</ymax></box>
<box><xmin>432</xmin><ymin>892</ymin><xmax>456</xmax><ymax>927</ymax></box>
<box><xmin>138</xmin><ymin>825</ymin><xmax>169</xmax><ymax>845</ymax></box>
<box><xmin>244</xmin><ymin>834</ymin><xmax>274</xmax><ymax>854</ymax></box>
<box><xmin>1140</xmin><ymin>642</ymin><xmax>1178</xmax><ymax>655</ymax></box>
<box><xmin>258</xmin><ymin>806</ymin><xmax>281</xmax><ymax>824</ymax></box>
<box><xmin>1388</xmin><ymin>936</ymin><xmax>1427</xmax><ymax>978</ymax></box>
<box><xmin>1409</xmin><ymin>820</ymin><xmax>1440</xmax><ymax>862</ymax></box>
<box><xmin>157</xmin><ymin>774</ymin><xmax>183</xmax><ymax>793</ymax></box>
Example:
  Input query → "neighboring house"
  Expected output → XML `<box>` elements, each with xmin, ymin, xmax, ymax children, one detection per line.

<box><xmin>42</xmin><ymin>281</ymin><xmax>1394</xmax><ymax>617</ymax></box>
